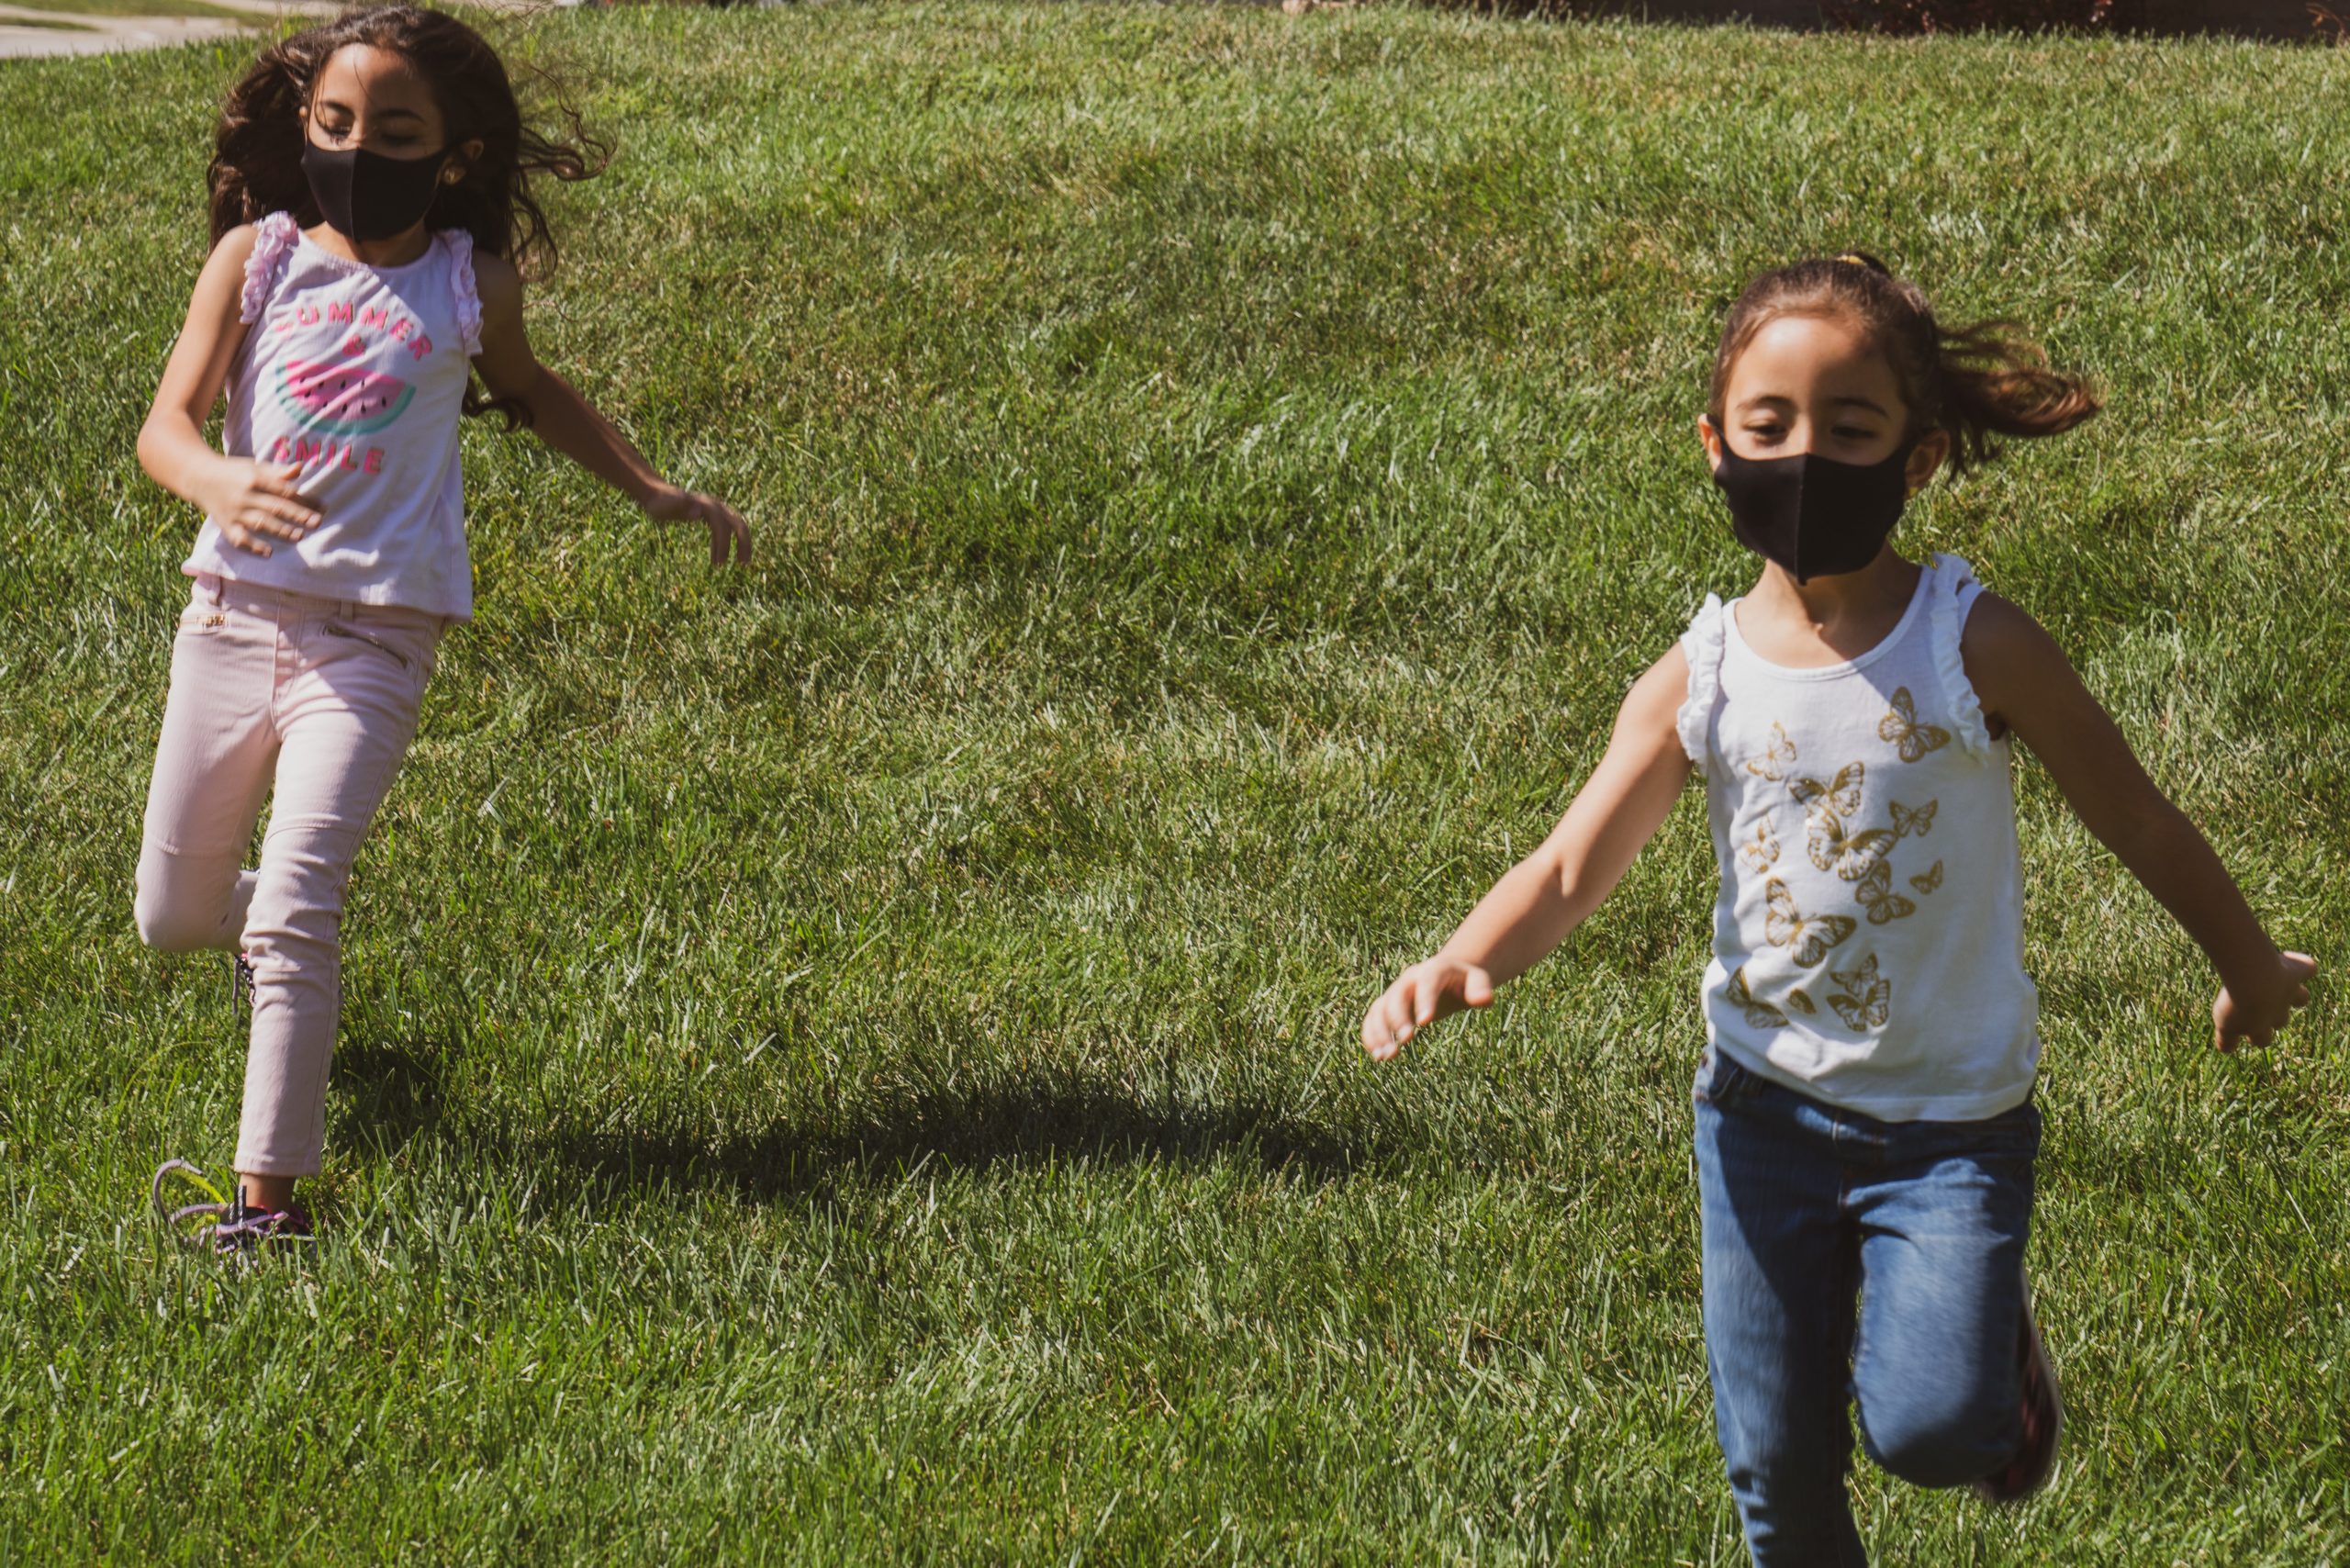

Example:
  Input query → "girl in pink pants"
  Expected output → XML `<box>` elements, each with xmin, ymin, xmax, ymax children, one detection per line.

<box><xmin>137</xmin><ymin>5</ymin><xmax>751</xmax><ymax>1254</ymax></box>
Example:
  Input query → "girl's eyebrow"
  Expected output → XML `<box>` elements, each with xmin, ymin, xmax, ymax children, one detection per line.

<box><xmin>310</xmin><ymin>97</ymin><xmax>425</xmax><ymax>124</ymax></box>
<box><xmin>1831</xmin><ymin>394</ymin><xmax>1892</xmax><ymax>416</ymax></box>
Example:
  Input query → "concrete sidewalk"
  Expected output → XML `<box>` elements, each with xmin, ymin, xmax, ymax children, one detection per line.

<box><xmin>1</xmin><ymin>0</ymin><xmax>346</xmax><ymax>60</ymax></box>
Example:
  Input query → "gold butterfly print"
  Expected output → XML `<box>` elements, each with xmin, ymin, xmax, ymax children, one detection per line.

<box><xmin>1786</xmin><ymin>989</ymin><xmax>1817</xmax><ymax>1016</ymax></box>
<box><xmin>1789</xmin><ymin>760</ymin><xmax>1895</xmax><ymax>880</ymax></box>
<box><xmin>1807</xmin><ymin>812</ymin><xmax>1897</xmax><ymax>882</ymax></box>
<box><xmin>1722</xmin><ymin>967</ymin><xmax>1788</xmax><ymax>1029</ymax></box>
<box><xmin>1854</xmin><ymin>861</ymin><xmax>1916</xmax><ymax>925</ymax></box>
<box><xmin>1786</xmin><ymin>761</ymin><xmax>1863</xmax><ymax>823</ymax></box>
<box><xmin>1878</xmin><ymin>687</ymin><xmax>1951</xmax><ymax>764</ymax></box>
<box><xmin>1909</xmin><ymin>860</ymin><xmax>1944</xmax><ymax>895</ymax></box>
<box><xmin>1763</xmin><ymin>877</ymin><xmax>1857</xmax><ymax>967</ymax></box>
<box><xmin>1827</xmin><ymin>954</ymin><xmax>1892</xmax><ymax>1031</ymax></box>
<box><xmin>1737</xmin><ymin>817</ymin><xmax>1781</xmax><ymax>873</ymax></box>
<box><xmin>1890</xmin><ymin>799</ymin><xmax>1937</xmax><ymax>839</ymax></box>
<box><xmin>1745</xmin><ymin>722</ymin><xmax>1797</xmax><ymax>781</ymax></box>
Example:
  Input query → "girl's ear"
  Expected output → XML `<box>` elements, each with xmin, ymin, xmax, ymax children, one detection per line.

<box><xmin>1904</xmin><ymin>429</ymin><xmax>1951</xmax><ymax>497</ymax></box>
<box><xmin>442</xmin><ymin>139</ymin><xmax>486</xmax><ymax>185</ymax></box>
<box><xmin>1697</xmin><ymin>413</ymin><xmax>1724</xmax><ymax>471</ymax></box>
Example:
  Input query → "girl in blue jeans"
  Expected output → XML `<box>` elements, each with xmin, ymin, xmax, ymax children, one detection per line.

<box><xmin>1360</xmin><ymin>253</ymin><xmax>2317</xmax><ymax>1563</ymax></box>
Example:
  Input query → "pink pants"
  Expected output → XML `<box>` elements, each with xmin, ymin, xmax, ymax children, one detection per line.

<box><xmin>135</xmin><ymin>574</ymin><xmax>444</xmax><ymax>1177</ymax></box>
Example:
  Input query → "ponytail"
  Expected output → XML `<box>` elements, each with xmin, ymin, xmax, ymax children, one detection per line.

<box><xmin>1930</xmin><ymin>318</ymin><xmax>2102</xmax><ymax>473</ymax></box>
<box><xmin>1707</xmin><ymin>252</ymin><xmax>2099</xmax><ymax>478</ymax></box>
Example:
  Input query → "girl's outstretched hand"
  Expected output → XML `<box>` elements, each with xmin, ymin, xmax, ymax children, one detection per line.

<box><xmin>1361</xmin><ymin>957</ymin><xmax>1495</xmax><ymax>1062</ymax></box>
<box><xmin>2212</xmin><ymin>949</ymin><xmax>2318</xmax><ymax>1052</ymax></box>
<box><xmin>647</xmin><ymin>485</ymin><xmax>752</xmax><ymax>567</ymax></box>
<box><xmin>200</xmin><ymin>459</ymin><xmax>321</xmax><ymax>557</ymax></box>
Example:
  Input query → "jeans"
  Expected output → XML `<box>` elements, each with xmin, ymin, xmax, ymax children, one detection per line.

<box><xmin>1692</xmin><ymin>1044</ymin><xmax>2039</xmax><ymax>1566</ymax></box>
<box><xmin>135</xmin><ymin>574</ymin><xmax>442</xmax><ymax>1177</ymax></box>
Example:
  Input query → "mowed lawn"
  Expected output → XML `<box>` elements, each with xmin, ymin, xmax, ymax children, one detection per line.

<box><xmin>2</xmin><ymin>5</ymin><xmax>2345</xmax><ymax>1561</ymax></box>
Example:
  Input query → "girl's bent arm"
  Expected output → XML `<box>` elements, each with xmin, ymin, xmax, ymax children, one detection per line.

<box><xmin>469</xmin><ymin>253</ymin><xmax>752</xmax><ymax>566</ymax></box>
<box><xmin>1964</xmin><ymin>593</ymin><xmax>2315</xmax><ymax>1049</ymax></box>
<box><xmin>1362</xmin><ymin>646</ymin><xmax>1693</xmax><ymax>1059</ymax></box>
<box><xmin>137</xmin><ymin>228</ymin><xmax>323</xmax><ymax>557</ymax></box>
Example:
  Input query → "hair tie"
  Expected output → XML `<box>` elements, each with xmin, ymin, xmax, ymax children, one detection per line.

<box><xmin>1834</xmin><ymin>252</ymin><xmax>1872</xmax><ymax>268</ymax></box>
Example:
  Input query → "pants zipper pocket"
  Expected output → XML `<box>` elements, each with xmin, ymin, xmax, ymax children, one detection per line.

<box><xmin>324</xmin><ymin>621</ymin><xmax>412</xmax><ymax>670</ymax></box>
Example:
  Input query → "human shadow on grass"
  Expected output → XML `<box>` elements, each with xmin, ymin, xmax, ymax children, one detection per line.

<box><xmin>333</xmin><ymin>1034</ymin><xmax>455</xmax><ymax>1162</ymax></box>
<box><xmin>331</xmin><ymin>1048</ymin><xmax>1425</xmax><ymax>1195</ymax></box>
<box><xmin>516</xmin><ymin>1077</ymin><xmax>1412</xmax><ymax>1200</ymax></box>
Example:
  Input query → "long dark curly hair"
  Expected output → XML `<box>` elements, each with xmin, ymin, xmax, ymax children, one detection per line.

<box><xmin>207</xmin><ymin>5</ymin><xmax>607</xmax><ymax>423</ymax></box>
<box><xmin>1708</xmin><ymin>252</ymin><xmax>2100</xmax><ymax>479</ymax></box>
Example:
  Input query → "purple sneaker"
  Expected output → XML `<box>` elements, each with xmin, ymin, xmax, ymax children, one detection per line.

<box><xmin>151</xmin><ymin>1159</ymin><xmax>315</xmax><ymax>1258</ymax></box>
<box><xmin>1974</xmin><ymin>1288</ymin><xmax>2062</xmax><ymax>1504</ymax></box>
<box><xmin>230</xmin><ymin>952</ymin><xmax>255</xmax><ymax>1016</ymax></box>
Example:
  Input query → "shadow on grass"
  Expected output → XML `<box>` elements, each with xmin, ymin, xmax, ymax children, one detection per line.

<box><xmin>334</xmin><ymin>1040</ymin><xmax>1403</xmax><ymax>1197</ymax></box>
<box><xmin>531</xmin><ymin>1079</ymin><xmax>1390</xmax><ymax>1199</ymax></box>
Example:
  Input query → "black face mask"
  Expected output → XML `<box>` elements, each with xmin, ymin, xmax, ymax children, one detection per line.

<box><xmin>1711</xmin><ymin>437</ymin><xmax>1914</xmax><ymax>584</ymax></box>
<box><xmin>300</xmin><ymin>141</ymin><xmax>448</xmax><ymax>244</ymax></box>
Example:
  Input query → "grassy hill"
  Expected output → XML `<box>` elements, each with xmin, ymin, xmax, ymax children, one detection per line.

<box><xmin>1</xmin><ymin>5</ymin><xmax>2343</xmax><ymax>1560</ymax></box>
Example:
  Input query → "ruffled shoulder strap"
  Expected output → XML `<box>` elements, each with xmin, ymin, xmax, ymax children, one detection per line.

<box><xmin>238</xmin><ymin>212</ymin><xmax>301</xmax><ymax>325</ymax></box>
<box><xmin>1926</xmin><ymin>552</ymin><xmax>1996</xmax><ymax>758</ymax></box>
<box><xmin>1675</xmin><ymin>592</ymin><xmax>1727</xmax><ymax>774</ymax></box>
<box><xmin>442</xmin><ymin>228</ymin><xmax>484</xmax><ymax>356</ymax></box>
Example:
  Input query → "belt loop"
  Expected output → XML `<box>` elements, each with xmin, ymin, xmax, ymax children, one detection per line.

<box><xmin>202</xmin><ymin>572</ymin><xmax>225</xmax><ymax>608</ymax></box>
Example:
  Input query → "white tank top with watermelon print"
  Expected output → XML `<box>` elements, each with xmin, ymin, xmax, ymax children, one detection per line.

<box><xmin>185</xmin><ymin>210</ymin><xmax>482</xmax><ymax>619</ymax></box>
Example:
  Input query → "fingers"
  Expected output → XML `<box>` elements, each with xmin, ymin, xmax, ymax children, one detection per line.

<box><xmin>234</xmin><ymin>503</ymin><xmax>312</xmax><ymax>543</ymax></box>
<box><xmin>1413</xmin><ymin>969</ymin><xmax>1439</xmax><ymax>1027</ymax></box>
<box><xmin>691</xmin><ymin>496</ymin><xmax>752</xmax><ymax>567</ymax></box>
<box><xmin>1371</xmin><ymin>972</ymin><xmax>1425</xmax><ymax>1057</ymax></box>
<box><xmin>1360</xmin><ymin>984</ymin><xmax>1400</xmax><ymax>1058</ymax></box>
<box><xmin>252</xmin><ymin>467</ymin><xmax>315</xmax><ymax>501</ymax></box>
<box><xmin>1363</xmin><ymin>960</ymin><xmax>1505</xmax><ymax>1061</ymax></box>
<box><xmin>219</xmin><ymin>521</ymin><xmax>271</xmax><ymax>558</ymax></box>
<box><xmin>1386</xmin><ymin>973</ymin><xmax>1422</xmax><ymax>1047</ymax></box>
<box><xmin>259</xmin><ymin>494</ymin><xmax>321</xmax><ymax>534</ymax></box>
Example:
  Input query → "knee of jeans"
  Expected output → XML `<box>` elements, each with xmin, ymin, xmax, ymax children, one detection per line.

<box><xmin>1863</xmin><ymin>1395</ymin><xmax>2014</xmax><ymax>1488</ymax></box>
<box><xmin>134</xmin><ymin>889</ymin><xmax>219</xmax><ymax>953</ymax></box>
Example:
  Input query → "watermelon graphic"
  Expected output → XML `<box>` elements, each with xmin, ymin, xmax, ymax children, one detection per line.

<box><xmin>277</xmin><ymin>342</ymin><xmax>415</xmax><ymax>436</ymax></box>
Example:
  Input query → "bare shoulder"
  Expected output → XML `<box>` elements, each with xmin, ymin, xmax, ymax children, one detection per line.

<box><xmin>179</xmin><ymin>223</ymin><xmax>265</xmax><ymax>325</ymax></box>
<box><xmin>210</xmin><ymin>222</ymin><xmax>262</xmax><ymax>263</ymax></box>
<box><xmin>1960</xmin><ymin>590</ymin><xmax>2069</xmax><ymax>678</ymax></box>
<box><xmin>1616</xmin><ymin>640</ymin><xmax>1690</xmax><ymax>742</ymax></box>
<box><xmin>1960</xmin><ymin>590</ymin><xmax>2080</xmax><ymax>735</ymax></box>
<box><xmin>196</xmin><ymin>222</ymin><xmax>262</xmax><ymax>285</ymax></box>
<box><xmin>470</xmin><ymin>248</ymin><xmax>524</xmax><ymax>319</ymax></box>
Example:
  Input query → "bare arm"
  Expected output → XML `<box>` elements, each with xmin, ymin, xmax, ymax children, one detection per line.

<box><xmin>470</xmin><ymin>252</ymin><xmax>752</xmax><ymax>566</ymax></box>
<box><xmin>1361</xmin><ymin>645</ymin><xmax>1694</xmax><ymax>1059</ymax></box>
<box><xmin>1964</xmin><ymin>592</ymin><xmax>2315</xmax><ymax>1050</ymax></box>
<box><xmin>136</xmin><ymin>227</ymin><xmax>323</xmax><ymax>557</ymax></box>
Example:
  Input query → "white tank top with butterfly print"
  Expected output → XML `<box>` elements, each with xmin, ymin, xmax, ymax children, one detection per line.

<box><xmin>1676</xmin><ymin>553</ymin><xmax>2037</xmax><ymax>1121</ymax></box>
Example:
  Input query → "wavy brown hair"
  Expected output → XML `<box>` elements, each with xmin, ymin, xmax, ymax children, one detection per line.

<box><xmin>1708</xmin><ymin>252</ymin><xmax>2101</xmax><ymax>477</ymax></box>
<box><xmin>207</xmin><ymin>4</ymin><xmax>606</xmax><ymax>424</ymax></box>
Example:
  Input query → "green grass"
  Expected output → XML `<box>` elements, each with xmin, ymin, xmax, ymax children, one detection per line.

<box><xmin>2</xmin><ymin>4</ymin><xmax>2345</xmax><ymax>1562</ymax></box>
